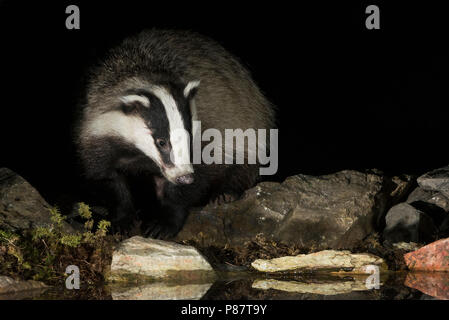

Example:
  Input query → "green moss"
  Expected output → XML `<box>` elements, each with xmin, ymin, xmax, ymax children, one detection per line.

<box><xmin>0</xmin><ymin>229</ymin><xmax>19</xmax><ymax>243</ymax></box>
<box><xmin>32</xmin><ymin>226</ymin><xmax>54</xmax><ymax>241</ymax></box>
<box><xmin>78</xmin><ymin>202</ymin><xmax>92</xmax><ymax>220</ymax></box>
<box><xmin>96</xmin><ymin>220</ymin><xmax>111</xmax><ymax>238</ymax></box>
<box><xmin>49</xmin><ymin>207</ymin><xmax>66</xmax><ymax>228</ymax></box>
<box><xmin>59</xmin><ymin>234</ymin><xmax>83</xmax><ymax>247</ymax></box>
<box><xmin>0</xmin><ymin>202</ymin><xmax>118</xmax><ymax>286</ymax></box>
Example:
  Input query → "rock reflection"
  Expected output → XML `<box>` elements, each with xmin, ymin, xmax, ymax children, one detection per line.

<box><xmin>0</xmin><ymin>287</ymin><xmax>49</xmax><ymax>300</ymax></box>
<box><xmin>405</xmin><ymin>272</ymin><xmax>449</xmax><ymax>300</ymax></box>
<box><xmin>252</xmin><ymin>275</ymin><xmax>381</xmax><ymax>296</ymax></box>
<box><xmin>110</xmin><ymin>282</ymin><xmax>213</xmax><ymax>300</ymax></box>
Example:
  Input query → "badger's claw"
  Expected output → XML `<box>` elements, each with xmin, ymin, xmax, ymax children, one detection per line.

<box><xmin>143</xmin><ymin>219</ymin><xmax>182</xmax><ymax>240</ymax></box>
<box><xmin>209</xmin><ymin>193</ymin><xmax>239</xmax><ymax>206</ymax></box>
<box><xmin>111</xmin><ymin>215</ymin><xmax>139</xmax><ymax>236</ymax></box>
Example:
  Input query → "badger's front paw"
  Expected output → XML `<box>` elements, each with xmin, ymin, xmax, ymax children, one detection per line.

<box><xmin>209</xmin><ymin>192</ymin><xmax>239</xmax><ymax>206</ymax></box>
<box><xmin>143</xmin><ymin>204</ymin><xmax>188</xmax><ymax>239</ymax></box>
<box><xmin>143</xmin><ymin>218</ymin><xmax>183</xmax><ymax>240</ymax></box>
<box><xmin>111</xmin><ymin>215</ymin><xmax>139</xmax><ymax>236</ymax></box>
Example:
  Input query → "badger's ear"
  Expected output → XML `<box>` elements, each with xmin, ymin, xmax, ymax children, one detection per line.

<box><xmin>184</xmin><ymin>81</ymin><xmax>200</xmax><ymax>122</ymax></box>
<box><xmin>119</xmin><ymin>95</ymin><xmax>150</xmax><ymax>113</ymax></box>
<box><xmin>183</xmin><ymin>80</ymin><xmax>200</xmax><ymax>99</ymax></box>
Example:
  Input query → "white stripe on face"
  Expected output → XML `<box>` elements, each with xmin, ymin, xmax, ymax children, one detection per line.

<box><xmin>149</xmin><ymin>86</ymin><xmax>194</xmax><ymax>182</ymax></box>
<box><xmin>183</xmin><ymin>81</ymin><xmax>200</xmax><ymax>128</ymax></box>
<box><xmin>119</xmin><ymin>95</ymin><xmax>150</xmax><ymax>107</ymax></box>
<box><xmin>86</xmin><ymin>89</ymin><xmax>193</xmax><ymax>184</ymax></box>
<box><xmin>183</xmin><ymin>80</ymin><xmax>200</xmax><ymax>98</ymax></box>
<box><xmin>86</xmin><ymin>111</ymin><xmax>163</xmax><ymax>168</ymax></box>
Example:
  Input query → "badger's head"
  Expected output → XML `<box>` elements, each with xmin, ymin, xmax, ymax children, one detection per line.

<box><xmin>105</xmin><ymin>80</ymin><xmax>200</xmax><ymax>185</ymax></box>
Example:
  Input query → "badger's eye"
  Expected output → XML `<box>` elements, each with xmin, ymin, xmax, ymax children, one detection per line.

<box><xmin>157</xmin><ymin>139</ymin><xmax>166</xmax><ymax>147</ymax></box>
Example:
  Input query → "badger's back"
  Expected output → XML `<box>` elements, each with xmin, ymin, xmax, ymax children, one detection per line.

<box><xmin>79</xmin><ymin>30</ymin><xmax>276</xmax><ymax>195</ymax></box>
<box><xmin>87</xmin><ymin>29</ymin><xmax>275</xmax><ymax>132</ymax></box>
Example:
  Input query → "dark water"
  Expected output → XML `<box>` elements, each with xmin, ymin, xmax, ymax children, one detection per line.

<box><xmin>1</xmin><ymin>272</ymin><xmax>448</xmax><ymax>300</ymax></box>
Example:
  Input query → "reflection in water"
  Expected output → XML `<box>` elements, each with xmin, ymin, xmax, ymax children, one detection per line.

<box><xmin>202</xmin><ymin>273</ymin><xmax>389</xmax><ymax>300</ymax></box>
<box><xmin>110</xmin><ymin>282</ymin><xmax>213</xmax><ymax>300</ymax></box>
<box><xmin>405</xmin><ymin>272</ymin><xmax>449</xmax><ymax>300</ymax></box>
<box><xmin>0</xmin><ymin>287</ymin><xmax>49</xmax><ymax>300</ymax></box>
<box><xmin>4</xmin><ymin>272</ymin><xmax>448</xmax><ymax>300</ymax></box>
<box><xmin>252</xmin><ymin>276</ymin><xmax>380</xmax><ymax>296</ymax></box>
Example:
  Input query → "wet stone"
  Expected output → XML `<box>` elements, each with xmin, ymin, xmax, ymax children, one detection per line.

<box><xmin>109</xmin><ymin>236</ymin><xmax>215</xmax><ymax>282</ymax></box>
<box><xmin>383</xmin><ymin>203</ymin><xmax>437</xmax><ymax>243</ymax></box>
<box><xmin>0</xmin><ymin>168</ymin><xmax>75</xmax><ymax>233</ymax></box>
<box><xmin>407</xmin><ymin>187</ymin><xmax>449</xmax><ymax>212</ymax></box>
<box><xmin>177</xmin><ymin>171</ymin><xmax>412</xmax><ymax>250</ymax></box>
<box><xmin>404</xmin><ymin>237</ymin><xmax>449</xmax><ymax>272</ymax></box>
<box><xmin>405</xmin><ymin>272</ymin><xmax>449</xmax><ymax>300</ymax></box>
<box><xmin>252</xmin><ymin>276</ymin><xmax>380</xmax><ymax>296</ymax></box>
<box><xmin>0</xmin><ymin>276</ymin><xmax>48</xmax><ymax>297</ymax></box>
<box><xmin>110</xmin><ymin>282</ymin><xmax>213</xmax><ymax>300</ymax></box>
<box><xmin>251</xmin><ymin>250</ymin><xmax>387</xmax><ymax>274</ymax></box>
<box><xmin>417</xmin><ymin>166</ymin><xmax>449</xmax><ymax>199</ymax></box>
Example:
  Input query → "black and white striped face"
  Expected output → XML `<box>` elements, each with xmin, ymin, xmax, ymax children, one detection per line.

<box><xmin>118</xmin><ymin>81</ymin><xmax>200</xmax><ymax>184</ymax></box>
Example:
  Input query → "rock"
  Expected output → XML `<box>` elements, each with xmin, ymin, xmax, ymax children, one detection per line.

<box><xmin>252</xmin><ymin>277</ymin><xmax>380</xmax><ymax>296</ymax></box>
<box><xmin>109</xmin><ymin>236</ymin><xmax>215</xmax><ymax>282</ymax></box>
<box><xmin>251</xmin><ymin>250</ymin><xmax>387</xmax><ymax>274</ymax></box>
<box><xmin>405</xmin><ymin>187</ymin><xmax>449</xmax><ymax>238</ymax></box>
<box><xmin>176</xmin><ymin>170</ymin><xmax>412</xmax><ymax>249</ymax></box>
<box><xmin>0</xmin><ymin>275</ymin><xmax>48</xmax><ymax>296</ymax></box>
<box><xmin>405</xmin><ymin>272</ymin><xmax>449</xmax><ymax>300</ymax></box>
<box><xmin>440</xmin><ymin>216</ymin><xmax>449</xmax><ymax>235</ymax></box>
<box><xmin>404</xmin><ymin>237</ymin><xmax>449</xmax><ymax>272</ymax></box>
<box><xmin>407</xmin><ymin>187</ymin><xmax>431</xmax><ymax>203</ymax></box>
<box><xmin>420</xmin><ymin>294</ymin><xmax>439</xmax><ymax>300</ymax></box>
<box><xmin>110</xmin><ymin>282</ymin><xmax>213</xmax><ymax>300</ymax></box>
<box><xmin>391</xmin><ymin>242</ymin><xmax>421</xmax><ymax>252</ymax></box>
<box><xmin>407</xmin><ymin>187</ymin><xmax>449</xmax><ymax>212</ymax></box>
<box><xmin>383</xmin><ymin>203</ymin><xmax>437</xmax><ymax>243</ymax></box>
<box><xmin>0</xmin><ymin>168</ymin><xmax>75</xmax><ymax>233</ymax></box>
<box><xmin>417</xmin><ymin>166</ymin><xmax>449</xmax><ymax>199</ymax></box>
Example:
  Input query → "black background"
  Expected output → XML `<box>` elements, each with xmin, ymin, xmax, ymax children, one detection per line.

<box><xmin>0</xmin><ymin>1</ymin><xmax>448</xmax><ymax>204</ymax></box>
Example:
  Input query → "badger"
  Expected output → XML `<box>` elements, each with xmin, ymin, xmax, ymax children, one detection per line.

<box><xmin>75</xmin><ymin>29</ymin><xmax>276</xmax><ymax>239</ymax></box>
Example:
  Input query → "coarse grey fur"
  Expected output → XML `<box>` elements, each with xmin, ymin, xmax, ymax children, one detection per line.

<box><xmin>75</xmin><ymin>29</ymin><xmax>276</xmax><ymax>237</ymax></box>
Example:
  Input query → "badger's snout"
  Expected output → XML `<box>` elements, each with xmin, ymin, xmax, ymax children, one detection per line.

<box><xmin>175</xmin><ymin>174</ymin><xmax>194</xmax><ymax>185</ymax></box>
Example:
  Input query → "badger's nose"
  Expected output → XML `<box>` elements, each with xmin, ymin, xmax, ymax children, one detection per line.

<box><xmin>176</xmin><ymin>174</ymin><xmax>194</xmax><ymax>185</ymax></box>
